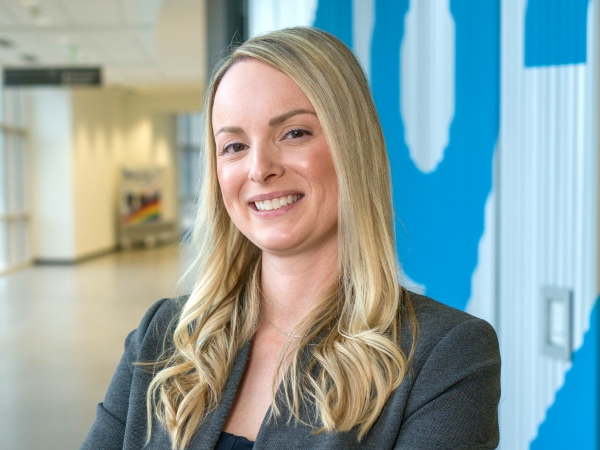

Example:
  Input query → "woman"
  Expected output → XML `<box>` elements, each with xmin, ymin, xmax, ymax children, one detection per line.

<box><xmin>82</xmin><ymin>27</ymin><xmax>500</xmax><ymax>450</ymax></box>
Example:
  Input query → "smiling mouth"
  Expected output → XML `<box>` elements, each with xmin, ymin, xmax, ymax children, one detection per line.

<box><xmin>254</xmin><ymin>194</ymin><xmax>302</xmax><ymax>211</ymax></box>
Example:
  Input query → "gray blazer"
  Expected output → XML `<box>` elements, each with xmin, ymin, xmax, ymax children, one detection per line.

<box><xmin>81</xmin><ymin>293</ymin><xmax>500</xmax><ymax>449</ymax></box>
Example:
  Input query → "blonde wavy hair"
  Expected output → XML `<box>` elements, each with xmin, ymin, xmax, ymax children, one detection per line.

<box><xmin>146</xmin><ymin>27</ymin><xmax>417</xmax><ymax>449</ymax></box>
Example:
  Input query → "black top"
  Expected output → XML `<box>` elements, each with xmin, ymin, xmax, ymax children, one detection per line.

<box><xmin>215</xmin><ymin>432</ymin><xmax>254</xmax><ymax>450</ymax></box>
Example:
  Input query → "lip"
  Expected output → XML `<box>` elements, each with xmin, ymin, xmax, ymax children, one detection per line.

<box><xmin>247</xmin><ymin>190</ymin><xmax>303</xmax><ymax>203</ymax></box>
<box><xmin>248</xmin><ymin>191</ymin><xmax>304</xmax><ymax>216</ymax></box>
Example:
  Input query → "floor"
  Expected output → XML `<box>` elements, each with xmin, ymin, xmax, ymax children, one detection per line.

<box><xmin>0</xmin><ymin>244</ymin><xmax>191</xmax><ymax>450</ymax></box>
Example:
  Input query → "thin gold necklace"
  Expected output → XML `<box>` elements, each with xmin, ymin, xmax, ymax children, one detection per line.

<box><xmin>262</xmin><ymin>315</ymin><xmax>303</xmax><ymax>339</ymax></box>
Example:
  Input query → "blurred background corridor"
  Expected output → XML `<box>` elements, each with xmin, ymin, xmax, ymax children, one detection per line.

<box><xmin>0</xmin><ymin>245</ymin><xmax>189</xmax><ymax>449</ymax></box>
<box><xmin>0</xmin><ymin>0</ymin><xmax>598</xmax><ymax>449</ymax></box>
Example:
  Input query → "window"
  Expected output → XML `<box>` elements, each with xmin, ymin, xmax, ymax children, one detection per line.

<box><xmin>177</xmin><ymin>113</ymin><xmax>203</xmax><ymax>234</ymax></box>
<box><xmin>0</xmin><ymin>84</ymin><xmax>31</xmax><ymax>273</ymax></box>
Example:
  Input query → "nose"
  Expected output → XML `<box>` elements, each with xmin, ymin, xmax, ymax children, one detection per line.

<box><xmin>248</xmin><ymin>142</ymin><xmax>284</xmax><ymax>183</ymax></box>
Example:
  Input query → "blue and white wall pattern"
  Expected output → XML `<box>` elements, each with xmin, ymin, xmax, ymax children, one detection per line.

<box><xmin>501</xmin><ymin>0</ymin><xmax>598</xmax><ymax>448</ymax></box>
<box><xmin>248</xmin><ymin>0</ymin><xmax>599</xmax><ymax>448</ymax></box>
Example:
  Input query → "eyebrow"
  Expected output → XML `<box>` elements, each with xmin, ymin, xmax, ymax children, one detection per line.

<box><xmin>214</xmin><ymin>109</ymin><xmax>316</xmax><ymax>137</ymax></box>
<box><xmin>268</xmin><ymin>108</ymin><xmax>316</xmax><ymax>127</ymax></box>
<box><xmin>214</xmin><ymin>126</ymin><xmax>244</xmax><ymax>137</ymax></box>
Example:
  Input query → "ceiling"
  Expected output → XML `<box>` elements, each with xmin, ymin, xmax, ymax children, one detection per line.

<box><xmin>0</xmin><ymin>0</ymin><xmax>206</xmax><ymax>89</ymax></box>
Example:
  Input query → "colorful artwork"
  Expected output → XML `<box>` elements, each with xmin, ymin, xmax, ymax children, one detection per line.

<box><xmin>120</xmin><ymin>168</ymin><xmax>163</xmax><ymax>226</ymax></box>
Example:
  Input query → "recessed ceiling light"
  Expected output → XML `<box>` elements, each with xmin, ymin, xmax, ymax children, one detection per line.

<box><xmin>20</xmin><ymin>53</ymin><xmax>38</xmax><ymax>63</ymax></box>
<box><xmin>0</xmin><ymin>38</ymin><xmax>14</xmax><ymax>48</ymax></box>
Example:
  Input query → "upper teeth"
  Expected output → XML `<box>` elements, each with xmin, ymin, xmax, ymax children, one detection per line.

<box><xmin>255</xmin><ymin>194</ymin><xmax>300</xmax><ymax>211</ymax></box>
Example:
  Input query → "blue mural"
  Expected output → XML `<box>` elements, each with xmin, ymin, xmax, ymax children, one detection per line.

<box><xmin>530</xmin><ymin>299</ymin><xmax>599</xmax><ymax>449</ymax></box>
<box><xmin>525</xmin><ymin>0</ymin><xmax>590</xmax><ymax>67</ymax></box>
<box><xmin>314</xmin><ymin>0</ymin><xmax>500</xmax><ymax>312</ymax></box>
<box><xmin>375</xmin><ymin>0</ymin><xmax>500</xmax><ymax>311</ymax></box>
<box><xmin>313</xmin><ymin>0</ymin><xmax>598</xmax><ymax>448</ymax></box>
<box><xmin>313</xmin><ymin>0</ymin><xmax>353</xmax><ymax>48</ymax></box>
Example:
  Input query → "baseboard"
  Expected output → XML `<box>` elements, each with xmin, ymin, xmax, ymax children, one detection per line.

<box><xmin>35</xmin><ymin>246</ymin><xmax>117</xmax><ymax>265</ymax></box>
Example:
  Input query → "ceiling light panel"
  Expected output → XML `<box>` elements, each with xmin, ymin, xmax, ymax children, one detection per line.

<box><xmin>34</xmin><ymin>0</ymin><xmax>71</xmax><ymax>26</ymax></box>
<box><xmin>0</xmin><ymin>37</ymin><xmax>14</xmax><ymax>47</ymax></box>
<box><xmin>122</xmin><ymin>0</ymin><xmax>163</xmax><ymax>26</ymax></box>
<box><xmin>84</xmin><ymin>30</ymin><xmax>149</xmax><ymax>64</ymax></box>
<box><xmin>0</xmin><ymin>0</ymin><xmax>205</xmax><ymax>87</ymax></box>
<box><xmin>61</xmin><ymin>39</ymin><xmax>104</xmax><ymax>65</ymax></box>
<box><xmin>0</xmin><ymin>0</ymin><xmax>67</xmax><ymax>26</ymax></box>
<box><xmin>133</xmin><ymin>29</ymin><xmax>156</xmax><ymax>59</ymax></box>
<box><xmin>1</xmin><ymin>0</ymin><xmax>39</xmax><ymax>25</ymax></box>
<box><xmin>1</xmin><ymin>30</ymin><xmax>40</xmax><ymax>60</ymax></box>
<box><xmin>58</xmin><ymin>0</ymin><xmax>122</xmax><ymax>26</ymax></box>
<box><xmin>30</xmin><ymin>34</ymin><xmax>64</xmax><ymax>62</ymax></box>
<box><xmin>32</xmin><ymin>30</ymin><xmax>95</xmax><ymax>64</ymax></box>
<box><xmin>0</xmin><ymin>2</ymin><xmax>17</xmax><ymax>26</ymax></box>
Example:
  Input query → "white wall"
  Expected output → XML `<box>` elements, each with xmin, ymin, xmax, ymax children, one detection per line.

<box><xmin>30</xmin><ymin>89</ymin><xmax>76</xmax><ymax>260</ymax></box>
<box><xmin>30</xmin><ymin>87</ymin><xmax>201</xmax><ymax>262</ymax></box>
<box><xmin>72</xmin><ymin>89</ymin><xmax>125</xmax><ymax>258</ymax></box>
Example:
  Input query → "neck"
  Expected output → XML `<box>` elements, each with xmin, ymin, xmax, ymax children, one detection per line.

<box><xmin>260</xmin><ymin>240</ymin><xmax>339</xmax><ymax>330</ymax></box>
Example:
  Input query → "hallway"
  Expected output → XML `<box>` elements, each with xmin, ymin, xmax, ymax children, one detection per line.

<box><xmin>0</xmin><ymin>245</ymin><xmax>189</xmax><ymax>450</ymax></box>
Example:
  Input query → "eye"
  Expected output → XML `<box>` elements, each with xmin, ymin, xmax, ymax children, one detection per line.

<box><xmin>284</xmin><ymin>128</ymin><xmax>312</xmax><ymax>139</ymax></box>
<box><xmin>221</xmin><ymin>142</ymin><xmax>248</xmax><ymax>155</ymax></box>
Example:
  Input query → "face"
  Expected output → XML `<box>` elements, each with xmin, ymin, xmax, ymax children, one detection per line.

<box><xmin>212</xmin><ymin>59</ymin><xmax>339</xmax><ymax>257</ymax></box>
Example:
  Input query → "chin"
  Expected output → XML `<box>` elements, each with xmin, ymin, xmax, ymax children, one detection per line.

<box><xmin>247</xmin><ymin>234</ymin><xmax>303</xmax><ymax>254</ymax></box>
<box><xmin>255</xmin><ymin>241</ymin><xmax>299</xmax><ymax>254</ymax></box>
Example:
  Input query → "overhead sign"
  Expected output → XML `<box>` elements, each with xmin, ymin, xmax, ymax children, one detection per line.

<box><xmin>3</xmin><ymin>67</ymin><xmax>102</xmax><ymax>87</ymax></box>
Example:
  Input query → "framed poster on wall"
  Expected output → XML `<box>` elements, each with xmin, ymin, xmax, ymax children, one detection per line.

<box><xmin>119</xmin><ymin>167</ymin><xmax>176</xmax><ymax>248</ymax></box>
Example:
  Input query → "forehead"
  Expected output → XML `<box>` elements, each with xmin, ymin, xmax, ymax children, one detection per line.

<box><xmin>211</xmin><ymin>59</ymin><xmax>315</xmax><ymax>127</ymax></box>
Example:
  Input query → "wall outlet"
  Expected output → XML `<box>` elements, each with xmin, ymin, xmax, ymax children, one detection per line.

<box><xmin>541</xmin><ymin>286</ymin><xmax>573</xmax><ymax>361</ymax></box>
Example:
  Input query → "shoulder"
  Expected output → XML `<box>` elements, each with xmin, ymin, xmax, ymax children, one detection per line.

<box><xmin>407</xmin><ymin>291</ymin><xmax>498</xmax><ymax>350</ymax></box>
<box><xmin>403</xmin><ymin>291</ymin><xmax>500</xmax><ymax>379</ymax></box>
<box><xmin>389</xmin><ymin>292</ymin><xmax>501</xmax><ymax>447</ymax></box>
<box><xmin>125</xmin><ymin>296</ymin><xmax>187</xmax><ymax>363</ymax></box>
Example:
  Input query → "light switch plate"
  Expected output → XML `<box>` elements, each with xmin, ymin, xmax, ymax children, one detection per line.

<box><xmin>541</xmin><ymin>286</ymin><xmax>573</xmax><ymax>361</ymax></box>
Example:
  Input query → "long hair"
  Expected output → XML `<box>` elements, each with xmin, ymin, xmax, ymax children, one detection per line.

<box><xmin>146</xmin><ymin>27</ymin><xmax>417</xmax><ymax>449</ymax></box>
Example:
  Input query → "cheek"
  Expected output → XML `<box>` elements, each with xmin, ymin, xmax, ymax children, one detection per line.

<box><xmin>294</xmin><ymin>140</ymin><xmax>337</xmax><ymax>178</ymax></box>
<box><xmin>216</xmin><ymin>164</ymin><xmax>244</xmax><ymax>210</ymax></box>
<box><xmin>309</xmin><ymin>148</ymin><xmax>338</xmax><ymax>194</ymax></box>
<box><xmin>296</xmin><ymin>146</ymin><xmax>339</xmax><ymax>218</ymax></box>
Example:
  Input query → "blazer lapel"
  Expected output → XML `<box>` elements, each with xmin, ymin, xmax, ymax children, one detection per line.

<box><xmin>187</xmin><ymin>340</ymin><xmax>252</xmax><ymax>450</ymax></box>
